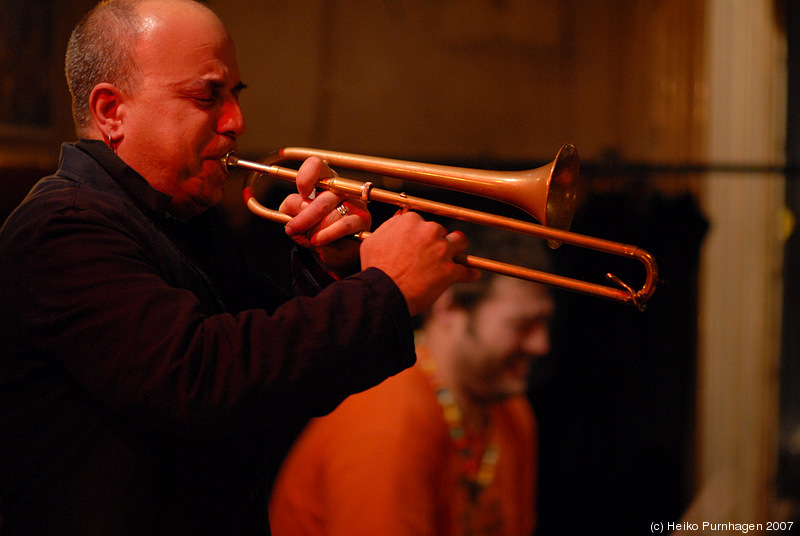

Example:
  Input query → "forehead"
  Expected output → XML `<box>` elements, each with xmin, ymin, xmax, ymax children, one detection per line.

<box><xmin>479</xmin><ymin>277</ymin><xmax>553</xmax><ymax>316</ymax></box>
<box><xmin>133</xmin><ymin>2</ymin><xmax>239</xmax><ymax>85</ymax></box>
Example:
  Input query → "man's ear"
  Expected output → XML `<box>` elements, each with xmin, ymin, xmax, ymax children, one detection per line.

<box><xmin>89</xmin><ymin>82</ymin><xmax>124</xmax><ymax>141</ymax></box>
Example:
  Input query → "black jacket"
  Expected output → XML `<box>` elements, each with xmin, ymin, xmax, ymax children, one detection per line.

<box><xmin>0</xmin><ymin>141</ymin><xmax>415</xmax><ymax>535</ymax></box>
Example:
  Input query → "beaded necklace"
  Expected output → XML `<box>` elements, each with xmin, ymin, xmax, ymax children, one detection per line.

<box><xmin>419</xmin><ymin>351</ymin><xmax>500</xmax><ymax>504</ymax></box>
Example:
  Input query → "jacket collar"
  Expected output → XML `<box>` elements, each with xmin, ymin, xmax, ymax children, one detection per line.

<box><xmin>73</xmin><ymin>139</ymin><xmax>176</xmax><ymax>220</ymax></box>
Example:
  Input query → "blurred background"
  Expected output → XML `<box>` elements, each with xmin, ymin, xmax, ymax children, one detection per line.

<box><xmin>0</xmin><ymin>0</ymin><xmax>797</xmax><ymax>533</ymax></box>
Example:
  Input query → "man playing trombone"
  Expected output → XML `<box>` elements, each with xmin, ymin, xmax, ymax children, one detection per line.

<box><xmin>0</xmin><ymin>1</ymin><xmax>475</xmax><ymax>534</ymax></box>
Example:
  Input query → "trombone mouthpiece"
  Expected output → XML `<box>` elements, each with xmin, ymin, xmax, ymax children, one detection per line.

<box><xmin>220</xmin><ymin>152</ymin><xmax>237</xmax><ymax>173</ymax></box>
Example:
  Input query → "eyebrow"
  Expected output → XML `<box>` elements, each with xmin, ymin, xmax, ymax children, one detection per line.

<box><xmin>190</xmin><ymin>78</ymin><xmax>248</xmax><ymax>95</ymax></box>
<box><xmin>233</xmin><ymin>81</ymin><xmax>247</xmax><ymax>95</ymax></box>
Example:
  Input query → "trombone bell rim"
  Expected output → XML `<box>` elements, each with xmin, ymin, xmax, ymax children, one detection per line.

<box><xmin>545</xmin><ymin>143</ymin><xmax>579</xmax><ymax>247</ymax></box>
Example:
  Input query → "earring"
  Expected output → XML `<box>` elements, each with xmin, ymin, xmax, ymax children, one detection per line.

<box><xmin>105</xmin><ymin>133</ymin><xmax>118</xmax><ymax>154</ymax></box>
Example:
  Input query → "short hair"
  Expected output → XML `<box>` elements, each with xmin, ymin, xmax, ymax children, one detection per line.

<box><xmin>65</xmin><ymin>0</ymin><xmax>145</xmax><ymax>136</ymax></box>
<box><xmin>444</xmin><ymin>222</ymin><xmax>553</xmax><ymax>312</ymax></box>
<box><xmin>65</xmin><ymin>0</ymin><xmax>212</xmax><ymax>136</ymax></box>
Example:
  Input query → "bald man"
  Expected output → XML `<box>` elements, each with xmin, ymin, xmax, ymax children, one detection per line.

<box><xmin>0</xmin><ymin>1</ymin><xmax>474</xmax><ymax>534</ymax></box>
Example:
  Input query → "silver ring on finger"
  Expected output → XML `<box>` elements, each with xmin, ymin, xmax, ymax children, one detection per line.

<box><xmin>336</xmin><ymin>203</ymin><xmax>349</xmax><ymax>217</ymax></box>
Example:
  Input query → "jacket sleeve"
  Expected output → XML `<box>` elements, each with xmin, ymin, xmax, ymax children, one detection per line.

<box><xmin>3</xmin><ymin>188</ymin><xmax>416</xmax><ymax>427</ymax></box>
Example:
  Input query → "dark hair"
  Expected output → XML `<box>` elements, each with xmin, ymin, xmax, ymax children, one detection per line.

<box><xmin>445</xmin><ymin>221</ymin><xmax>553</xmax><ymax>311</ymax></box>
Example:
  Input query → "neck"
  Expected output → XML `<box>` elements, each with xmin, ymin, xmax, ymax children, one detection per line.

<box><xmin>453</xmin><ymin>390</ymin><xmax>490</xmax><ymax>434</ymax></box>
<box><xmin>418</xmin><ymin>334</ymin><xmax>501</xmax><ymax>503</ymax></box>
<box><xmin>418</xmin><ymin>335</ymin><xmax>489</xmax><ymax>434</ymax></box>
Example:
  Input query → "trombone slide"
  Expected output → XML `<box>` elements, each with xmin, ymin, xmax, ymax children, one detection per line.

<box><xmin>222</xmin><ymin>147</ymin><xmax>658</xmax><ymax>310</ymax></box>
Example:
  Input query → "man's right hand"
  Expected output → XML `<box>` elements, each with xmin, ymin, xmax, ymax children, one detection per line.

<box><xmin>359</xmin><ymin>212</ymin><xmax>479</xmax><ymax>316</ymax></box>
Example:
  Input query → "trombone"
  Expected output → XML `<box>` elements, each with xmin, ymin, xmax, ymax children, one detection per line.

<box><xmin>221</xmin><ymin>144</ymin><xmax>659</xmax><ymax>310</ymax></box>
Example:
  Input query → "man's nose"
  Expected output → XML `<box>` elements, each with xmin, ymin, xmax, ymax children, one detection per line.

<box><xmin>220</xmin><ymin>100</ymin><xmax>246</xmax><ymax>138</ymax></box>
<box><xmin>522</xmin><ymin>324</ymin><xmax>550</xmax><ymax>357</ymax></box>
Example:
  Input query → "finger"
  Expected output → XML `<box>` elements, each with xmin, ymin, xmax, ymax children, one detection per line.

<box><xmin>278</xmin><ymin>193</ymin><xmax>306</xmax><ymax>217</ymax></box>
<box><xmin>295</xmin><ymin>157</ymin><xmax>336</xmax><ymax>200</ymax></box>
<box><xmin>285</xmin><ymin>190</ymin><xmax>344</xmax><ymax>236</ymax></box>
<box><xmin>444</xmin><ymin>231</ymin><xmax>480</xmax><ymax>282</ymax></box>
<box><xmin>309</xmin><ymin>199</ymin><xmax>371</xmax><ymax>245</ymax></box>
<box><xmin>444</xmin><ymin>230</ymin><xmax>468</xmax><ymax>254</ymax></box>
<box><xmin>310</xmin><ymin>210</ymin><xmax>366</xmax><ymax>246</ymax></box>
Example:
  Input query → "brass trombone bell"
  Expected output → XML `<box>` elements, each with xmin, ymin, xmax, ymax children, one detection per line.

<box><xmin>221</xmin><ymin>144</ymin><xmax>659</xmax><ymax>309</ymax></box>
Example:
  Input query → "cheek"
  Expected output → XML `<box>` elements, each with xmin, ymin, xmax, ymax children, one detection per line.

<box><xmin>173</xmin><ymin>141</ymin><xmax>212</xmax><ymax>178</ymax></box>
<box><xmin>202</xmin><ymin>159</ymin><xmax>227</xmax><ymax>187</ymax></box>
<box><xmin>465</xmin><ymin>330</ymin><xmax>515</xmax><ymax>376</ymax></box>
<box><xmin>474</xmin><ymin>319</ymin><xmax>515</xmax><ymax>352</ymax></box>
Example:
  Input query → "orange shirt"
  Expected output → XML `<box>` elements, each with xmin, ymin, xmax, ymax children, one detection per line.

<box><xmin>269</xmin><ymin>360</ymin><xmax>537</xmax><ymax>536</ymax></box>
